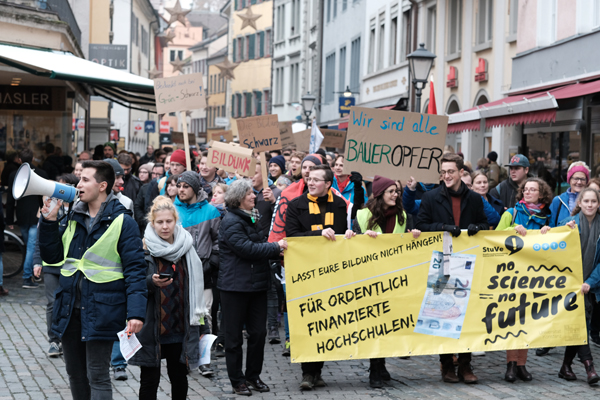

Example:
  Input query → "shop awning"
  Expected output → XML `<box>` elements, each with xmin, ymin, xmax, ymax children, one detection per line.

<box><xmin>0</xmin><ymin>43</ymin><xmax>156</xmax><ymax>112</ymax></box>
<box><xmin>447</xmin><ymin>79</ymin><xmax>600</xmax><ymax>133</ymax></box>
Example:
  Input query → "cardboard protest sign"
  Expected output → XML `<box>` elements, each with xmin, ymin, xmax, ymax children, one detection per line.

<box><xmin>171</xmin><ymin>131</ymin><xmax>196</xmax><ymax>145</ymax></box>
<box><xmin>208</xmin><ymin>130</ymin><xmax>234</xmax><ymax>143</ymax></box>
<box><xmin>321</xmin><ymin>129</ymin><xmax>347</xmax><ymax>148</ymax></box>
<box><xmin>153</xmin><ymin>73</ymin><xmax>206</xmax><ymax>115</ymax></box>
<box><xmin>343</xmin><ymin>107</ymin><xmax>448</xmax><ymax>183</ymax></box>
<box><xmin>236</xmin><ymin>114</ymin><xmax>281</xmax><ymax>152</ymax></box>
<box><xmin>294</xmin><ymin>129</ymin><xmax>311</xmax><ymax>152</ymax></box>
<box><xmin>285</xmin><ymin>227</ymin><xmax>586</xmax><ymax>362</ymax></box>
<box><xmin>279</xmin><ymin>121</ymin><xmax>295</xmax><ymax>148</ymax></box>
<box><xmin>208</xmin><ymin>141</ymin><xmax>256</xmax><ymax>176</ymax></box>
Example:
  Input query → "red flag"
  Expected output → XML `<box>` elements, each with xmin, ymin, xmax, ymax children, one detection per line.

<box><xmin>428</xmin><ymin>77</ymin><xmax>437</xmax><ymax>115</ymax></box>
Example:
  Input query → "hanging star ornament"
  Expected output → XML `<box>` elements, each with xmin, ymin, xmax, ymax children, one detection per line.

<box><xmin>164</xmin><ymin>29</ymin><xmax>176</xmax><ymax>43</ymax></box>
<box><xmin>214</xmin><ymin>57</ymin><xmax>239</xmax><ymax>80</ymax></box>
<box><xmin>237</xmin><ymin>5</ymin><xmax>262</xmax><ymax>30</ymax></box>
<box><xmin>165</xmin><ymin>0</ymin><xmax>191</xmax><ymax>27</ymax></box>
<box><xmin>148</xmin><ymin>67</ymin><xmax>162</xmax><ymax>79</ymax></box>
<box><xmin>170</xmin><ymin>56</ymin><xmax>186</xmax><ymax>73</ymax></box>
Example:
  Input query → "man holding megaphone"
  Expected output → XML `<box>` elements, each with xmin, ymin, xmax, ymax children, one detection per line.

<box><xmin>38</xmin><ymin>160</ymin><xmax>148</xmax><ymax>400</ymax></box>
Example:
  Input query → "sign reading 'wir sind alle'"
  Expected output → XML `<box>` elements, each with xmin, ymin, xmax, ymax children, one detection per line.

<box><xmin>343</xmin><ymin>107</ymin><xmax>448</xmax><ymax>183</ymax></box>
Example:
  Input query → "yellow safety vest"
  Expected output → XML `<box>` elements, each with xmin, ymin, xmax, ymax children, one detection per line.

<box><xmin>59</xmin><ymin>214</ymin><xmax>125</xmax><ymax>283</ymax></box>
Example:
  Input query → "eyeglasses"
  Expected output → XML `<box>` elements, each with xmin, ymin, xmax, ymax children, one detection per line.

<box><xmin>283</xmin><ymin>152</ymin><xmax>291</xmax><ymax>156</ymax></box>
<box><xmin>571</xmin><ymin>177</ymin><xmax>586</xmax><ymax>183</ymax></box>
<box><xmin>440</xmin><ymin>170</ymin><xmax>458</xmax><ymax>176</ymax></box>
<box><xmin>151</xmin><ymin>172</ymin><xmax>162</xmax><ymax>177</ymax></box>
<box><xmin>306</xmin><ymin>178</ymin><xmax>326</xmax><ymax>183</ymax></box>
<box><xmin>384</xmin><ymin>189</ymin><xmax>400</xmax><ymax>195</ymax></box>
<box><xmin>523</xmin><ymin>188</ymin><xmax>539</xmax><ymax>193</ymax></box>
<box><xmin>122</xmin><ymin>167</ymin><xmax>132</xmax><ymax>174</ymax></box>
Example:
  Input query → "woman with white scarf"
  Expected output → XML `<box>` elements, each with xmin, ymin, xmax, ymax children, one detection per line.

<box><xmin>129</xmin><ymin>196</ymin><xmax>208</xmax><ymax>400</ymax></box>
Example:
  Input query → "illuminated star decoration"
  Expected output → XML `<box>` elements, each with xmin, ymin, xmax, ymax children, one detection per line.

<box><xmin>214</xmin><ymin>56</ymin><xmax>239</xmax><ymax>80</ymax></box>
<box><xmin>170</xmin><ymin>56</ymin><xmax>186</xmax><ymax>74</ymax></box>
<box><xmin>164</xmin><ymin>29</ymin><xmax>176</xmax><ymax>44</ymax></box>
<box><xmin>148</xmin><ymin>67</ymin><xmax>162</xmax><ymax>79</ymax></box>
<box><xmin>237</xmin><ymin>5</ymin><xmax>262</xmax><ymax>30</ymax></box>
<box><xmin>165</xmin><ymin>0</ymin><xmax>191</xmax><ymax>27</ymax></box>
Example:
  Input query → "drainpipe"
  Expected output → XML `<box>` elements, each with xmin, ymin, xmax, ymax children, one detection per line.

<box><xmin>409</xmin><ymin>0</ymin><xmax>418</xmax><ymax>112</ymax></box>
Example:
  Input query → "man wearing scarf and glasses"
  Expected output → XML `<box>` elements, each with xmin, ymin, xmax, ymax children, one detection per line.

<box><xmin>284</xmin><ymin>164</ymin><xmax>356</xmax><ymax>390</ymax></box>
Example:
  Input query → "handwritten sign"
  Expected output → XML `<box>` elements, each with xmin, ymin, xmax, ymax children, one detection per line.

<box><xmin>285</xmin><ymin>227</ymin><xmax>585</xmax><ymax>362</ymax></box>
<box><xmin>343</xmin><ymin>107</ymin><xmax>448</xmax><ymax>183</ymax></box>
<box><xmin>153</xmin><ymin>73</ymin><xmax>206</xmax><ymax>115</ymax></box>
<box><xmin>294</xmin><ymin>128</ymin><xmax>347</xmax><ymax>152</ymax></box>
<box><xmin>236</xmin><ymin>114</ymin><xmax>281</xmax><ymax>152</ymax></box>
<box><xmin>208</xmin><ymin>130</ymin><xmax>234</xmax><ymax>143</ymax></box>
<box><xmin>279</xmin><ymin>121</ymin><xmax>295</xmax><ymax>148</ymax></box>
<box><xmin>171</xmin><ymin>132</ymin><xmax>196</xmax><ymax>145</ymax></box>
<box><xmin>208</xmin><ymin>141</ymin><xmax>256</xmax><ymax>175</ymax></box>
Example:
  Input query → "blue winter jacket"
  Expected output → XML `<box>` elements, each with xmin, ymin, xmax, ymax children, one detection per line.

<box><xmin>549</xmin><ymin>190</ymin><xmax>577</xmax><ymax>227</ymax></box>
<box><xmin>39</xmin><ymin>195</ymin><xmax>148</xmax><ymax>341</ymax></box>
<box><xmin>332</xmin><ymin>177</ymin><xmax>368</xmax><ymax>204</ymax></box>
<box><xmin>498</xmin><ymin>202</ymin><xmax>550</xmax><ymax>230</ymax></box>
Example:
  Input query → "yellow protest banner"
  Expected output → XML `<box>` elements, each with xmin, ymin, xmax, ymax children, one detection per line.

<box><xmin>285</xmin><ymin>227</ymin><xmax>586</xmax><ymax>363</ymax></box>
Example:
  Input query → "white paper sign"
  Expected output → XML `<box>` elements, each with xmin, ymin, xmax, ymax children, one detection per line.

<box><xmin>117</xmin><ymin>328</ymin><xmax>142</xmax><ymax>361</ymax></box>
<box><xmin>199</xmin><ymin>334</ymin><xmax>217</xmax><ymax>365</ymax></box>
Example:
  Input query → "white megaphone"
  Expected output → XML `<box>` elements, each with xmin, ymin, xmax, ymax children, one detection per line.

<box><xmin>13</xmin><ymin>163</ymin><xmax>78</xmax><ymax>216</ymax></box>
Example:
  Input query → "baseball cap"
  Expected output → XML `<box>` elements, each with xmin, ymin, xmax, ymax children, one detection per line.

<box><xmin>507</xmin><ymin>154</ymin><xmax>530</xmax><ymax>168</ymax></box>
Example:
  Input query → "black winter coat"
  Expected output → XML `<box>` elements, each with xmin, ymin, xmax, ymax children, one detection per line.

<box><xmin>489</xmin><ymin>178</ymin><xmax>520</xmax><ymax>209</ymax></box>
<box><xmin>285</xmin><ymin>192</ymin><xmax>348</xmax><ymax>237</ymax></box>
<box><xmin>128</xmin><ymin>253</ymin><xmax>207</xmax><ymax>369</ymax></box>
<box><xmin>218</xmin><ymin>208</ymin><xmax>281</xmax><ymax>292</ymax></box>
<box><xmin>122</xmin><ymin>174</ymin><xmax>142</xmax><ymax>203</ymax></box>
<box><xmin>416</xmin><ymin>184</ymin><xmax>489</xmax><ymax>232</ymax></box>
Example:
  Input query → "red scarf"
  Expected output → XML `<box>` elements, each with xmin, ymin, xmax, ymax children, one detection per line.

<box><xmin>336</xmin><ymin>175</ymin><xmax>350</xmax><ymax>193</ymax></box>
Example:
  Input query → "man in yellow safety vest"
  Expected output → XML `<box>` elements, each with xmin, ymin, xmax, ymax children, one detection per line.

<box><xmin>39</xmin><ymin>160</ymin><xmax>147</xmax><ymax>400</ymax></box>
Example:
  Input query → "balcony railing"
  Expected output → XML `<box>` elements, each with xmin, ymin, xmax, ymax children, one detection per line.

<box><xmin>3</xmin><ymin>0</ymin><xmax>81</xmax><ymax>46</ymax></box>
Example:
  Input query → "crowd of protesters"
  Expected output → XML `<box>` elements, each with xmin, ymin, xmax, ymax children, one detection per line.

<box><xmin>4</xmin><ymin>140</ymin><xmax>600</xmax><ymax>399</ymax></box>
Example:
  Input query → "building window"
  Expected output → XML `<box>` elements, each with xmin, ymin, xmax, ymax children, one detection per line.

<box><xmin>327</xmin><ymin>0</ymin><xmax>332</xmax><ymax>22</ymax></box>
<box><xmin>333</xmin><ymin>0</ymin><xmax>337</xmax><ymax>19</ymax></box>
<box><xmin>275</xmin><ymin>66</ymin><xmax>284</xmax><ymax>104</ymax></box>
<box><xmin>233</xmin><ymin>39</ymin><xmax>237</xmax><ymax>62</ymax></box>
<box><xmin>291</xmin><ymin>0</ymin><xmax>300</xmax><ymax>35</ymax></box>
<box><xmin>236</xmin><ymin>93</ymin><xmax>242</xmax><ymax>117</ymax></box>
<box><xmin>277</xmin><ymin>4</ymin><xmax>286</xmax><ymax>41</ymax></box>
<box><xmin>325</xmin><ymin>53</ymin><xmax>336</xmax><ymax>102</ymax></box>
<box><xmin>508</xmin><ymin>0</ymin><xmax>518</xmax><ymax>39</ymax></box>
<box><xmin>390</xmin><ymin>7</ymin><xmax>398</xmax><ymax>66</ymax></box>
<box><xmin>342</xmin><ymin>0</ymin><xmax>347</xmax><ymax>11</ymax></box>
<box><xmin>595</xmin><ymin>0</ymin><xmax>600</xmax><ymax>28</ymax></box>
<box><xmin>258</xmin><ymin>31</ymin><xmax>265</xmax><ymax>57</ymax></box>
<box><xmin>377</xmin><ymin>13</ymin><xmax>385</xmax><ymax>70</ymax></box>
<box><xmin>265</xmin><ymin>29</ymin><xmax>272</xmax><ymax>56</ymax></box>
<box><xmin>476</xmin><ymin>0</ymin><xmax>493</xmax><ymax>47</ymax></box>
<box><xmin>141</xmin><ymin>26</ymin><xmax>148</xmax><ymax>55</ymax></box>
<box><xmin>289</xmin><ymin>61</ymin><xmax>300</xmax><ymax>103</ymax></box>
<box><xmin>131</xmin><ymin>14</ymin><xmax>139</xmax><ymax>46</ymax></box>
<box><xmin>448</xmin><ymin>0</ymin><xmax>462</xmax><ymax>57</ymax></box>
<box><xmin>368</xmin><ymin>19</ymin><xmax>375</xmax><ymax>73</ymax></box>
<box><xmin>350</xmin><ymin>37</ymin><xmax>360</xmax><ymax>92</ymax></box>
<box><xmin>170</xmin><ymin>50</ymin><xmax>183</xmax><ymax>62</ymax></box>
<box><xmin>338</xmin><ymin>47</ymin><xmax>346</xmax><ymax>94</ymax></box>
<box><xmin>537</xmin><ymin>0</ymin><xmax>556</xmax><ymax>46</ymax></box>
<box><xmin>426</xmin><ymin>5</ymin><xmax>436</xmax><ymax>54</ymax></box>
<box><xmin>400</xmin><ymin>9</ymin><xmax>411</xmax><ymax>62</ymax></box>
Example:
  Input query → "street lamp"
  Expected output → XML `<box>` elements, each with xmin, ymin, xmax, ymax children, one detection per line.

<box><xmin>301</xmin><ymin>92</ymin><xmax>316</xmax><ymax>129</ymax></box>
<box><xmin>407</xmin><ymin>43</ymin><xmax>436</xmax><ymax>113</ymax></box>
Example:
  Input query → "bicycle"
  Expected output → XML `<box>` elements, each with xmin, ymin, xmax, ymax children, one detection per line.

<box><xmin>2</xmin><ymin>230</ymin><xmax>26</xmax><ymax>278</ymax></box>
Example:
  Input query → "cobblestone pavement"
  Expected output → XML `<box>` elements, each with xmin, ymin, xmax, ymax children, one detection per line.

<box><xmin>2</xmin><ymin>275</ymin><xmax>600</xmax><ymax>399</ymax></box>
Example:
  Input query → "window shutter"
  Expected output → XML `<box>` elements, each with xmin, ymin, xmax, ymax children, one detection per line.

<box><xmin>259</xmin><ymin>31</ymin><xmax>264</xmax><ymax>57</ymax></box>
<box><xmin>233</xmin><ymin>39</ymin><xmax>237</xmax><ymax>62</ymax></box>
<box><xmin>251</xmin><ymin>0</ymin><xmax>256</xmax><ymax>4</ymax></box>
<box><xmin>232</xmin><ymin>95</ymin><xmax>235</xmax><ymax>117</ymax></box>
<box><xmin>249</xmin><ymin>34</ymin><xmax>256</xmax><ymax>59</ymax></box>
<box><xmin>255</xmin><ymin>91</ymin><xmax>262</xmax><ymax>115</ymax></box>
<box><xmin>234</xmin><ymin>0</ymin><xmax>238</xmax><ymax>10</ymax></box>
<box><xmin>246</xmin><ymin>93</ymin><xmax>252</xmax><ymax>116</ymax></box>
<box><xmin>237</xmin><ymin>94</ymin><xmax>242</xmax><ymax>117</ymax></box>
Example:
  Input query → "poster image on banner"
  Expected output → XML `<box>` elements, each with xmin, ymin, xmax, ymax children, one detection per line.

<box><xmin>207</xmin><ymin>141</ymin><xmax>256</xmax><ymax>176</ymax></box>
<box><xmin>343</xmin><ymin>106</ymin><xmax>448</xmax><ymax>183</ymax></box>
<box><xmin>236</xmin><ymin>114</ymin><xmax>281</xmax><ymax>152</ymax></box>
<box><xmin>284</xmin><ymin>227</ymin><xmax>586</xmax><ymax>363</ymax></box>
<box><xmin>153</xmin><ymin>73</ymin><xmax>206</xmax><ymax>115</ymax></box>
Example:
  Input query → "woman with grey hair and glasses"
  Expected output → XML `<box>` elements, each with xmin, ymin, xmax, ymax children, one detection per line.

<box><xmin>217</xmin><ymin>179</ymin><xmax>288</xmax><ymax>396</ymax></box>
